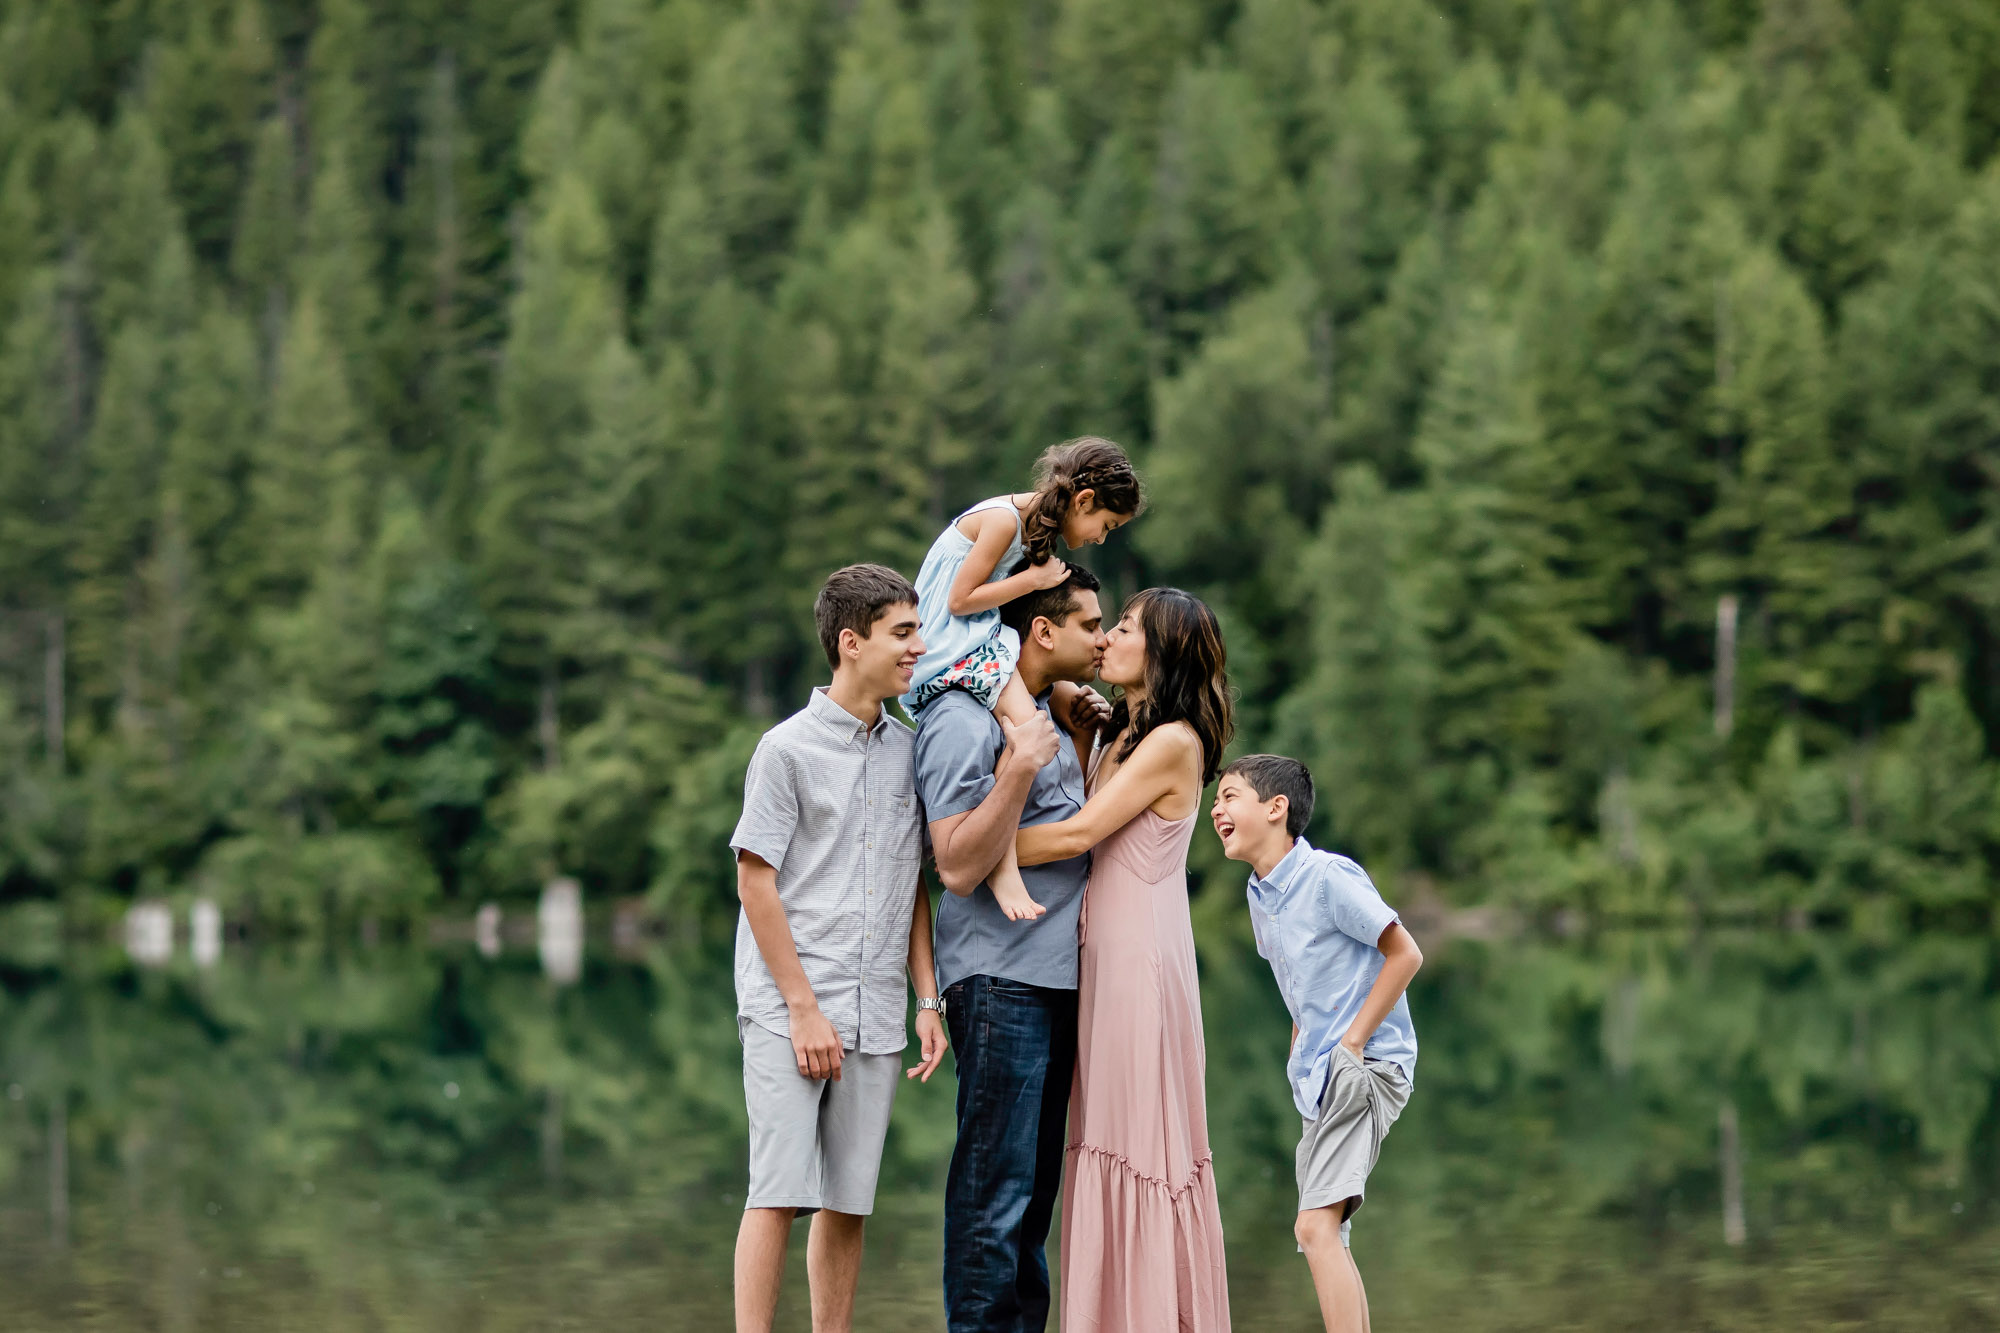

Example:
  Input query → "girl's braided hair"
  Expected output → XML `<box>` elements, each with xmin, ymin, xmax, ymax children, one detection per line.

<box><xmin>1020</xmin><ymin>437</ymin><xmax>1144</xmax><ymax>568</ymax></box>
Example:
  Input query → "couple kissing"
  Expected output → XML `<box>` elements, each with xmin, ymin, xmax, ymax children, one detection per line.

<box><xmin>915</xmin><ymin>563</ymin><xmax>1234</xmax><ymax>1332</ymax></box>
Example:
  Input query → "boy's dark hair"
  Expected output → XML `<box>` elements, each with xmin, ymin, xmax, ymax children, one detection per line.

<box><xmin>999</xmin><ymin>561</ymin><xmax>1102</xmax><ymax>637</ymax></box>
<box><xmin>1221</xmin><ymin>754</ymin><xmax>1316</xmax><ymax>839</ymax></box>
<box><xmin>815</xmin><ymin>563</ymin><xmax>919</xmax><ymax>669</ymax></box>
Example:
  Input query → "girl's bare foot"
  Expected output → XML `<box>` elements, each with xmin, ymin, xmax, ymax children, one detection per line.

<box><xmin>988</xmin><ymin>864</ymin><xmax>1046</xmax><ymax>921</ymax></box>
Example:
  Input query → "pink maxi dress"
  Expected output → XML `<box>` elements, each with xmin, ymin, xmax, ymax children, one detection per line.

<box><xmin>1060</xmin><ymin>761</ymin><xmax>1232</xmax><ymax>1331</ymax></box>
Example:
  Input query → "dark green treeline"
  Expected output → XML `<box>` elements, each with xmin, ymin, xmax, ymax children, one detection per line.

<box><xmin>2</xmin><ymin>0</ymin><xmax>1999</xmax><ymax>930</ymax></box>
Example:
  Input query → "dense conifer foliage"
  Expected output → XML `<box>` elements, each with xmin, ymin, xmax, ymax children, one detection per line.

<box><xmin>2</xmin><ymin>0</ymin><xmax>1997</xmax><ymax>927</ymax></box>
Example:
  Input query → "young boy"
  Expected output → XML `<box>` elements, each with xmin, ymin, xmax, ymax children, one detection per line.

<box><xmin>730</xmin><ymin>564</ymin><xmax>950</xmax><ymax>1333</ymax></box>
<box><xmin>1211</xmin><ymin>755</ymin><xmax>1423</xmax><ymax>1333</ymax></box>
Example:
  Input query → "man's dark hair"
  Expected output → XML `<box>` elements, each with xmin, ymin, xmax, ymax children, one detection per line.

<box><xmin>998</xmin><ymin>560</ymin><xmax>1102</xmax><ymax>637</ymax></box>
<box><xmin>815</xmin><ymin>563</ymin><xmax>919</xmax><ymax>669</ymax></box>
<box><xmin>1220</xmin><ymin>754</ymin><xmax>1316</xmax><ymax>840</ymax></box>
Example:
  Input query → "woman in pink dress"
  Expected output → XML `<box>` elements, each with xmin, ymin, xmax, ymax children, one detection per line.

<box><xmin>1016</xmin><ymin>587</ymin><xmax>1235</xmax><ymax>1332</ymax></box>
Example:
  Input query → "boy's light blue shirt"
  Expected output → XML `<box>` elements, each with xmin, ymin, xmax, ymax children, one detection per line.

<box><xmin>1247</xmin><ymin>837</ymin><xmax>1419</xmax><ymax>1118</ymax></box>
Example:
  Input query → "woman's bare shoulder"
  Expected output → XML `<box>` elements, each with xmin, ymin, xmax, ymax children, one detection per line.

<box><xmin>1132</xmin><ymin>720</ymin><xmax>1203</xmax><ymax>763</ymax></box>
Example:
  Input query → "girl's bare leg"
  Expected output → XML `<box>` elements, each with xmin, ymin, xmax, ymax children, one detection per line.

<box><xmin>988</xmin><ymin>671</ymin><xmax>1046</xmax><ymax>921</ymax></box>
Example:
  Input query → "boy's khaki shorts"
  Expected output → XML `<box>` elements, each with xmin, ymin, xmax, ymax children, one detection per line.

<box><xmin>741</xmin><ymin>1017</ymin><xmax>901</xmax><ymax>1216</ymax></box>
<box><xmin>1296</xmin><ymin>1044</ymin><xmax>1412</xmax><ymax>1246</ymax></box>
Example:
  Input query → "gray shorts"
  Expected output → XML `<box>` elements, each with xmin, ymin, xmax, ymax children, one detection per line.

<box><xmin>740</xmin><ymin>1018</ymin><xmax>901</xmax><ymax>1216</ymax></box>
<box><xmin>1296</xmin><ymin>1044</ymin><xmax>1412</xmax><ymax>1246</ymax></box>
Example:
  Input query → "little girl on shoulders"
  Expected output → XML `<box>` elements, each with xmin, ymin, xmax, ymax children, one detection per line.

<box><xmin>904</xmin><ymin>437</ymin><xmax>1144</xmax><ymax>920</ymax></box>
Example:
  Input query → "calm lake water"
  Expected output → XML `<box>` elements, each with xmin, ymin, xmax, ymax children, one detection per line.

<box><xmin>3</xmin><ymin>914</ymin><xmax>1996</xmax><ymax>1331</ymax></box>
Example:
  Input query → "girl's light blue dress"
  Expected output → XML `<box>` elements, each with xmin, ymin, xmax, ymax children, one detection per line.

<box><xmin>903</xmin><ymin>496</ymin><xmax>1027</xmax><ymax>714</ymax></box>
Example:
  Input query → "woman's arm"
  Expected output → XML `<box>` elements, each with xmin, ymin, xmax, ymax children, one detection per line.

<box><xmin>947</xmin><ymin>509</ymin><xmax>1064</xmax><ymax>616</ymax></box>
<box><xmin>1015</xmin><ymin>724</ymin><xmax>1200</xmax><ymax>865</ymax></box>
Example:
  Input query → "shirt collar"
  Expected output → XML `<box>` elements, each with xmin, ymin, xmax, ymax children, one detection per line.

<box><xmin>1248</xmin><ymin>836</ymin><xmax>1313</xmax><ymax>900</ymax></box>
<box><xmin>807</xmin><ymin>686</ymin><xmax>889</xmax><ymax>745</ymax></box>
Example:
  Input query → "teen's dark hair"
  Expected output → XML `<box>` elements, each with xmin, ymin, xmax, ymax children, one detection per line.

<box><xmin>1105</xmin><ymin>588</ymin><xmax>1234</xmax><ymax>785</ymax></box>
<box><xmin>1021</xmin><ymin>437</ymin><xmax>1144</xmax><ymax>568</ymax></box>
<box><xmin>999</xmin><ymin>561</ymin><xmax>1102</xmax><ymax>637</ymax></box>
<box><xmin>814</xmin><ymin>563</ymin><xmax>918</xmax><ymax>670</ymax></box>
<box><xmin>1220</xmin><ymin>754</ymin><xmax>1316</xmax><ymax>840</ymax></box>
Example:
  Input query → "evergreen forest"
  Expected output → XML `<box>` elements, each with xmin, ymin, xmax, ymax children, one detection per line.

<box><xmin>4</xmin><ymin>0</ymin><xmax>2000</xmax><ymax>933</ymax></box>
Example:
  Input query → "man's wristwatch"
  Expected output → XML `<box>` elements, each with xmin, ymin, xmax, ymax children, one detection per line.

<box><xmin>917</xmin><ymin>996</ymin><xmax>947</xmax><ymax>1020</ymax></box>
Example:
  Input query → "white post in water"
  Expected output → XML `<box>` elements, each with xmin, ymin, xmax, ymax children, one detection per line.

<box><xmin>474</xmin><ymin>901</ymin><xmax>503</xmax><ymax>959</ymax></box>
<box><xmin>124</xmin><ymin>901</ymin><xmax>173</xmax><ymax>966</ymax></box>
<box><xmin>1714</xmin><ymin>594</ymin><xmax>1739</xmax><ymax>740</ymax></box>
<box><xmin>538</xmin><ymin>878</ymin><xmax>582</xmax><ymax>985</ymax></box>
<box><xmin>190</xmin><ymin>900</ymin><xmax>222</xmax><ymax>968</ymax></box>
<box><xmin>1719</xmin><ymin>1099</ymin><xmax>1747</xmax><ymax>1246</ymax></box>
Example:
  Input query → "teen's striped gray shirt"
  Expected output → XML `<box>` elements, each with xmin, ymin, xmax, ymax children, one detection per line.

<box><xmin>730</xmin><ymin>687</ymin><xmax>926</xmax><ymax>1055</ymax></box>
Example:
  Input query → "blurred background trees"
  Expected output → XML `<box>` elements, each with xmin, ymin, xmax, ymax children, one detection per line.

<box><xmin>1</xmin><ymin>0</ymin><xmax>1997</xmax><ymax>932</ymax></box>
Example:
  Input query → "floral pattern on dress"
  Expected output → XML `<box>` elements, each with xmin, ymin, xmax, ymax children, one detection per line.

<box><xmin>908</xmin><ymin>633</ymin><xmax>1015</xmax><ymax>713</ymax></box>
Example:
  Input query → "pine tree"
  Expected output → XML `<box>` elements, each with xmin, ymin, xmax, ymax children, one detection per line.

<box><xmin>1275</xmin><ymin>465</ymin><xmax>1432</xmax><ymax>864</ymax></box>
<box><xmin>232</xmin><ymin>113</ymin><xmax>301</xmax><ymax>358</ymax></box>
<box><xmin>249</xmin><ymin>292</ymin><xmax>368</xmax><ymax>604</ymax></box>
<box><xmin>1299</xmin><ymin>70</ymin><xmax>1423</xmax><ymax>322</ymax></box>
<box><xmin>921</xmin><ymin>0</ymin><xmax>1012</xmax><ymax>275</ymax></box>
<box><xmin>69</xmin><ymin>323</ymin><xmax>171</xmax><ymax>727</ymax></box>
<box><xmin>992</xmin><ymin>185</ymin><xmax>1147</xmax><ymax>473</ymax></box>
<box><xmin>1836</xmin><ymin>162</ymin><xmax>2000</xmax><ymax>731</ymax></box>
<box><xmin>160</xmin><ymin>304</ymin><xmax>262</xmax><ymax>621</ymax></box>
<box><xmin>0</xmin><ymin>114</ymin><xmax>98</xmax><ymax>320</ymax></box>
<box><xmin>1705</xmin><ymin>242</ymin><xmax>1886</xmax><ymax>729</ymax></box>
<box><xmin>301</xmin><ymin>141</ymin><xmax>381</xmax><ymax>392</ymax></box>
<box><xmin>1330</xmin><ymin>221</ymin><xmax>1455</xmax><ymax>483</ymax></box>
<box><xmin>778</xmin><ymin>215</ymin><xmax>918</xmax><ymax>575</ymax></box>
<box><xmin>1052</xmin><ymin>0</ymin><xmax>1201</xmax><ymax>145</ymax></box>
<box><xmin>1229</xmin><ymin>0</ymin><xmax>1340</xmax><ymax>176</ymax></box>
<box><xmin>476</xmin><ymin>170</ymin><xmax>632</xmax><ymax>764</ymax></box>
<box><xmin>390</xmin><ymin>46</ymin><xmax>478</xmax><ymax>480</ymax></box>
<box><xmin>1138</xmin><ymin>66</ymin><xmax>1296</xmax><ymax>353</ymax></box>
<box><xmin>89</xmin><ymin>109</ymin><xmax>196</xmax><ymax>337</ymax></box>
<box><xmin>1141</xmin><ymin>279</ymin><xmax>1331</xmax><ymax>706</ymax></box>
<box><xmin>816</xmin><ymin>0</ymin><xmax>929</xmax><ymax>236</ymax></box>
<box><xmin>149</xmin><ymin>0</ymin><xmax>273</xmax><ymax>266</ymax></box>
<box><xmin>680</xmin><ymin>10</ymin><xmax>803</xmax><ymax>287</ymax></box>
<box><xmin>873</xmin><ymin>205</ymin><xmax>989</xmax><ymax>530</ymax></box>
<box><xmin>371</xmin><ymin>484</ymin><xmax>500</xmax><ymax>886</ymax></box>
<box><xmin>0</xmin><ymin>265</ymin><xmax>90</xmax><ymax>768</ymax></box>
<box><xmin>1404</xmin><ymin>293</ymin><xmax>1577</xmax><ymax>844</ymax></box>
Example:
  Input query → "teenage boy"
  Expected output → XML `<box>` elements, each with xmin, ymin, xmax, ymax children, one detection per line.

<box><xmin>1210</xmin><ymin>755</ymin><xmax>1424</xmax><ymax>1333</ymax></box>
<box><xmin>730</xmin><ymin>564</ymin><xmax>950</xmax><ymax>1333</ymax></box>
<box><xmin>914</xmin><ymin>565</ymin><xmax>1108</xmax><ymax>1333</ymax></box>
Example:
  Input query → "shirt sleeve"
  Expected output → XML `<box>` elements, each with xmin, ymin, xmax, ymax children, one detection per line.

<box><xmin>913</xmin><ymin>699</ymin><xmax>1001</xmax><ymax>822</ymax></box>
<box><xmin>729</xmin><ymin>734</ymin><xmax>798</xmax><ymax>873</ymax></box>
<box><xmin>1319</xmin><ymin>857</ymin><xmax>1399</xmax><ymax>950</ymax></box>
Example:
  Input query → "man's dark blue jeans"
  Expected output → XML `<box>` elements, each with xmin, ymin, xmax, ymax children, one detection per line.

<box><xmin>941</xmin><ymin>974</ymin><xmax>1078</xmax><ymax>1333</ymax></box>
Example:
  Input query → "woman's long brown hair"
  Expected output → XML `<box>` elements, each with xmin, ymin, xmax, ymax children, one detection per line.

<box><xmin>1104</xmin><ymin>588</ymin><xmax>1234</xmax><ymax>786</ymax></box>
<box><xmin>1020</xmin><ymin>437</ymin><xmax>1144</xmax><ymax>567</ymax></box>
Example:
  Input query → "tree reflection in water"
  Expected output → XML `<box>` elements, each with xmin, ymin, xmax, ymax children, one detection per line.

<box><xmin>1</xmin><ymin>928</ymin><xmax>1993</xmax><ymax>1330</ymax></box>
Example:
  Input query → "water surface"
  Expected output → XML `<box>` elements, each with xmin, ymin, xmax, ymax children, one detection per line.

<box><xmin>3</xmin><ymin>922</ymin><xmax>1995</xmax><ymax>1330</ymax></box>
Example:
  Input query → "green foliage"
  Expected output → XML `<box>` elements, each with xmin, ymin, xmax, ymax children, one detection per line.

<box><xmin>0</xmin><ymin>0</ymin><xmax>1995</xmax><ymax>926</ymax></box>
